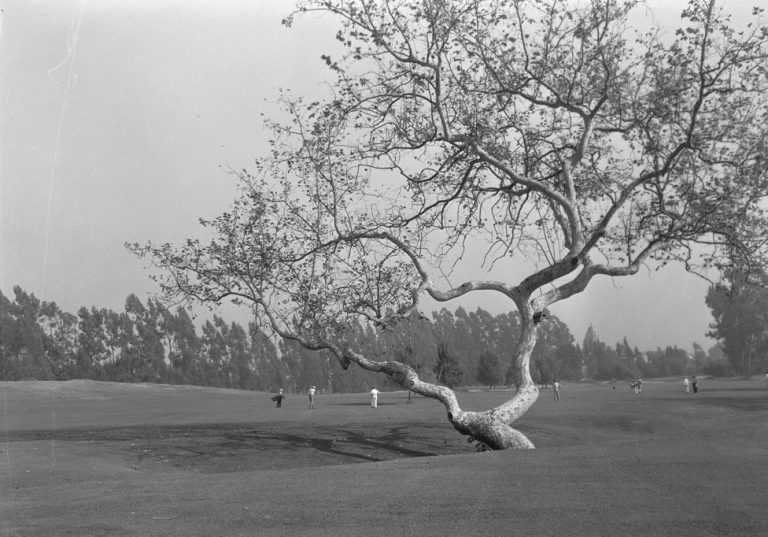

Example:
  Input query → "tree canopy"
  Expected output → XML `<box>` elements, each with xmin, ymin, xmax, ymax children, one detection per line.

<box><xmin>706</xmin><ymin>269</ymin><xmax>768</xmax><ymax>375</ymax></box>
<box><xmin>131</xmin><ymin>0</ymin><xmax>768</xmax><ymax>450</ymax></box>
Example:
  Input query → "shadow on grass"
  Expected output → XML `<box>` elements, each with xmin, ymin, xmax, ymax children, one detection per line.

<box><xmin>146</xmin><ymin>423</ymin><xmax>464</xmax><ymax>472</ymax></box>
<box><xmin>689</xmin><ymin>394</ymin><xmax>768</xmax><ymax>411</ymax></box>
<box><xmin>1</xmin><ymin>422</ymin><xmax>469</xmax><ymax>473</ymax></box>
<box><xmin>332</xmin><ymin>401</ymin><xmax>400</xmax><ymax>406</ymax></box>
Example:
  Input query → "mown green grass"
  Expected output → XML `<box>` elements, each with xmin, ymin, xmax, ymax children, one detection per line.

<box><xmin>1</xmin><ymin>378</ymin><xmax>767</xmax><ymax>536</ymax></box>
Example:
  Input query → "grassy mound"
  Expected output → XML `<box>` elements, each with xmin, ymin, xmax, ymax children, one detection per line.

<box><xmin>2</xmin><ymin>378</ymin><xmax>767</xmax><ymax>536</ymax></box>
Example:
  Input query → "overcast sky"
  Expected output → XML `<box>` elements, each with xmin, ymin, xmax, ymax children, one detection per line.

<box><xmin>2</xmin><ymin>0</ymin><xmax>763</xmax><ymax>351</ymax></box>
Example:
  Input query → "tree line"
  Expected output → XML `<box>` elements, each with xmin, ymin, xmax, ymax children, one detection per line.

<box><xmin>0</xmin><ymin>286</ymin><xmax>286</xmax><ymax>389</ymax></box>
<box><xmin>706</xmin><ymin>269</ymin><xmax>768</xmax><ymax>377</ymax></box>
<box><xmin>1</xmin><ymin>284</ymin><xmax>741</xmax><ymax>391</ymax></box>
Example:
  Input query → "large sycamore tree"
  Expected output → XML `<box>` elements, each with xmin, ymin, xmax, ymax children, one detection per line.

<box><xmin>131</xmin><ymin>0</ymin><xmax>768</xmax><ymax>450</ymax></box>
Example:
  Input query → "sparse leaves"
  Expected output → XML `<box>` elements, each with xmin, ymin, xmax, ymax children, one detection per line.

<box><xmin>131</xmin><ymin>0</ymin><xmax>768</xmax><ymax>450</ymax></box>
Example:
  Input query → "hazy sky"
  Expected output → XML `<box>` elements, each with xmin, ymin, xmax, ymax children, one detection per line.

<box><xmin>2</xmin><ymin>0</ymin><xmax>763</xmax><ymax>351</ymax></box>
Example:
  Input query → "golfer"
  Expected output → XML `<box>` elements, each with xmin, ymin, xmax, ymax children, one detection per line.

<box><xmin>683</xmin><ymin>376</ymin><xmax>690</xmax><ymax>393</ymax></box>
<box><xmin>553</xmin><ymin>380</ymin><xmax>561</xmax><ymax>401</ymax></box>
<box><xmin>272</xmin><ymin>388</ymin><xmax>285</xmax><ymax>408</ymax></box>
<box><xmin>308</xmin><ymin>386</ymin><xmax>316</xmax><ymax>409</ymax></box>
<box><xmin>370</xmin><ymin>387</ymin><xmax>380</xmax><ymax>408</ymax></box>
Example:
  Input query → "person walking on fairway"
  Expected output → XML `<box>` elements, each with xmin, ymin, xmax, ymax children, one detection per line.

<box><xmin>553</xmin><ymin>380</ymin><xmax>561</xmax><ymax>401</ymax></box>
<box><xmin>308</xmin><ymin>386</ymin><xmax>316</xmax><ymax>409</ymax></box>
<box><xmin>683</xmin><ymin>376</ymin><xmax>690</xmax><ymax>393</ymax></box>
<box><xmin>272</xmin><ymin>388</ymin><xmax>284</xmax><ymax>408</ymax></box>
<box><xmin>370</xmin><ymin>387</ymin><xmax>380</xmax><ymax>408</ymax></box>
<box><xmin>691</xmin><ymin>375</ymin><xmax>699</xmax><ymax>394</ymax></box>
<box><xmin>631</xmin><ymin>376</ymin><xmax>643</xmax><ymax>396</ymax></box>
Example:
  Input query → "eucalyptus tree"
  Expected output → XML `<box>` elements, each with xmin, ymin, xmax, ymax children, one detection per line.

<box><xmin>706</xmin><ymin>270</ymin><xmax>768</xmax><ymax>375</ymax></box>
<box><xmin>131</xmin><ymin>0</ymin><xmax>768</xmax><ymax>450</ymax></box>
<box><xmin>434</xmin><ymin>341</ymin><xmax>464</xmax><ymax>388</ymax></box>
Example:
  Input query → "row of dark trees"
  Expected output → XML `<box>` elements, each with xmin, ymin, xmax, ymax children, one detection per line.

<box><xmin>282</xmin><ymin>307</ymin><xmax>585</xmax><ymax>393</ymax></box>
<box><xmin>582</xmin><ymin>327</ymin><xmax>729</xmax><ymax>380</ymax></box>
<box><xmin>706</xmin><ymin>270</ymin><xmax>768</xmax><ymax>376</ymax></box>
<box><xmin>0</xmin><ymin>286</ymin><xmax>286</xmax><ymax>390</ymax></box>
<box><xmin>0</xmin><ymin>285</ymin><xmax>735</xmax><ymax>391</ymax></box>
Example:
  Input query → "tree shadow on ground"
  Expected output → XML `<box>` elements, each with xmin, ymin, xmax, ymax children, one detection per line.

<box><xmin>134</xmin><ymin>423</ymin><xmax>472</xmax><ymax>473</ymax></box>
<box><xmin>690</xmin><ymin>395</ymin><xmax>768</xmax><ymax>411</ymax></box>
<box><xmin>333</xmin><ymin>401</ymin><xmax>397</xmax><ymax>406</ymax></box>
<box><xmin>1</xmin><ymin>422</ymin><xmax>473</xmax><ymax>473</ymax></box>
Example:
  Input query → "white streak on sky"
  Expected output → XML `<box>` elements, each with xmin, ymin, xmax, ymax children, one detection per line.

<box><xmin>0</xmin><ymin>7</ymin><xmax>4</xmax><ymax>292</ymax></box>
<box><xmin>42</xmin><ymin>2</ymin><xmax>83</xmax><ymax>297</ymax></box>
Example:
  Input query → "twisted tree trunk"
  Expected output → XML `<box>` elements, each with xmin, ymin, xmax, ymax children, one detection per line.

<box><xmin>342</xmin><ymin>308</ymin><xmax>541</xmax><ymax>450</ymax></box>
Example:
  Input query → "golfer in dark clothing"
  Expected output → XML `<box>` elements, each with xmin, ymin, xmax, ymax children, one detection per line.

<box><xmin>691</xmin><ymin>376</ymin><xmax>699</xmax><ymax>394</ymax></box>
<box><xmin>272</xmin><ymin>388</ymin><xmax>285</xmax><ymax>408</ymax></box>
